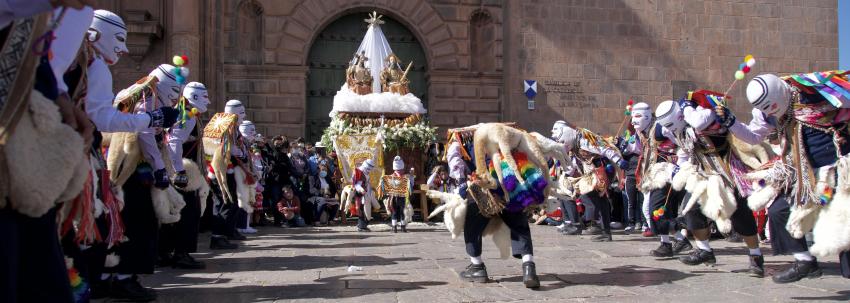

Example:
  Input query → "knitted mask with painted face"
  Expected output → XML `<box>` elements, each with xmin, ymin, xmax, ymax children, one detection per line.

<box><xmin>239</xmin><ymin>120</ymin><xmax>256</xmax><ymax>141</ymax></box>
<box><xmin>359</xmin><ymin>159</ymin><xmax>375</xmax><ymax>173</ymax></box>
<box><xmin>392</xmin><ymin>155</ymin><xmax>404</xmax><ymax>171</ymax></box>
<box><xmin>182</xmin><ymin>82</ymin><xmax>209</xmax><ymax>113</ymax></box>
<box><xmin>747</xmin><ymin>74</ymin><xmax>792</xmax><ymax>118</ymax></box>
<box><xmin>655</xmin><ymin>100</ymin><xmax>686</xmax><ymax>135</ymax></box>
<box><xmin>630</xmin><ymin>102</ymin><xmax>652</xmax><ymax>132</ymax></box>
<box><xmin>88</xmin><ymin>10</ymin><xmax>127</xmax><ymax>65</ymax></box>
<box><xmin>225</xmin><ymin>100</ymin><xmax>246</xmax><ymax>122</ymax></box>
<box><xmin>551</xmin><ymin>120</ymin><xmax>579</xmax><ymax>148</ymax></box>
<box><xmin>149</xmin><ymin>64</ymin><xmax>183</xmax><ymax>106</ymax></box>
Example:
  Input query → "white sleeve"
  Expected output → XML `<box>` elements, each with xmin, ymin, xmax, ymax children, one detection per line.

<box><xmin>675</xmin><ymin>148</ymin><xmax>689</xmax><ymax>166</ymax></box>
<box><xmin>581</xmin><ymin>138</ymin><xmax>621</xmax><ymax>163</ymax></box>
<box><xmin>728</xmin><ymin>108</ymin><xmax>773</xmax><ymax>145</ymax></box>
<box><xmin>85</xmin><ymin>59</ymin><xmax>150</xmax><ymax>132</ymax></box>
<box><xmin>167</xmin><ymin>118</ymin><xmax>195</xmax><ymax>172</ymax></box>
<box><xmin>49</xmin><ymin>7</ymin><xmax>92</xmax><ymax>94</ymax></box>
<box><xmin>426</xmin><ymin>173</ymin><xmax>438</xmax><ymax>188</ymax></box>
<box><xmin>683</xmin><ymin>106</ymin><xmax>716</xmax><ymax>131</ymax></box>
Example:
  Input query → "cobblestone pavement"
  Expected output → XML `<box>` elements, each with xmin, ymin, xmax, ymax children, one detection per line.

<box><xmin>134</xmin><ymin>223</ymin><xmax>849</xmax><ymax>302</ymax></box>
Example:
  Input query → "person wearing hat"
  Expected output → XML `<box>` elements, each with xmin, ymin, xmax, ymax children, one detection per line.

<box><xmin>206</xmin><ymin>100</ymin><xmax>250</xmax><ymax>250</ymax></box>
<box><xmin>51</xmin><ymin>8</ymin><xmax>181</xmax><ymax>301</ymax></box>
<box><xmin>551</xmin><ymin>120</ymin><xmax>627</xmax><ymax>242</ymax></box>
<box><xmin>655</xmin><ymin>94</ymin><xmax>765</xmax><ymax>278</ymax></box>
<box><xmin>352</xmin><ymin>159</ymin><xmax>376</xmax><ymax>232</ymax></box>
<box><xmin>732</xmin><ymin>73</ymin><xmax>850</xmax><ymax>283</ymax></box>
<box><xmin>622</xmin><ymin>102</ymin><xmax>692</xmax><ymax>258</ymax></box>
<box><xmin>380</xmin><ymin>156</ymin><xmax>413</xmax><ymax>233</ymax></box>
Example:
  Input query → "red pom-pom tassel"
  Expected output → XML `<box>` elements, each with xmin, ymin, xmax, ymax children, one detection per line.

<box><xmin>181</xmin><ymin>55</ymin><xmax>189</xmax><ymax>65</ymax></box>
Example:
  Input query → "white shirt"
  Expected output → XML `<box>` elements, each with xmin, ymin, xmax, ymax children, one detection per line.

<box><xmin>728</xmin><ymin>108</ymin><xmax>774</xmax><ymax>145</ymax></box>
<box><xmin>85</xmin><ymin>58</ymin><xmax>150</xmax><ymax>131</ymax></box>
<box><xmin>49</xmin><ymin>6</ymin><xmax>91</xmax><ymax>94</ymax></box>
<box><xmin>166</xmin><ymin>117</ymin><xmax>196</xmax><ymax>172</ymax></box>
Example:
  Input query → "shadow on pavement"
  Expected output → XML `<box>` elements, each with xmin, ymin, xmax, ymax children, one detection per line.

<box><xmin>547</xmin><ymin>265</ymin><xmax>700</xmax><ymax>288</ymax></box>
<box><xmin>240</xmin><ymin>242</ymin><xmax>416</xmax><ymax>250</ymax></box>
<box><xmin>150</xmin><ymin>274</ymin><xmax>448</xmax><ymax>302</ymax></box>
<box><xmin>194</xmin><ymin>255</ymin><xmax>422</xmax><ymax>272</ymax></box>
<box><xmin>791</xmin><ymin>290</ymin><xmax>850</xmax><ymax>301</ymax></box>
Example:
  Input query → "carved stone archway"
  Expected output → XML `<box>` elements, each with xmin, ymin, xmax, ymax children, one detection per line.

<box><xmin>282</xmin><ymin>0</ymin><xmax>460</xmax><ymax>71</ymax></box>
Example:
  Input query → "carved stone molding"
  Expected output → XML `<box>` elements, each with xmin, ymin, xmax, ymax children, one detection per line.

<box><xmin>124</xmin><ymin>10</ymin><xmax>163</xmax><ymax>68</ymax></box>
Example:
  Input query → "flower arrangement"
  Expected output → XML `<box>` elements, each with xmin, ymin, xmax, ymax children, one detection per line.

<box><xmin>321</xmin><ymin>114</ymin><xmax>437</xmax><ymax>151</ymax></box>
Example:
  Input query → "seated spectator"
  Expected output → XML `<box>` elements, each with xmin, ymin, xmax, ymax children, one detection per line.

<box><xmin>277</xmin><ymin>186</ymin><xmax>306</xmax><ymax>227</ymax></box>
<box><xmin>309</xmin><ymin>163</ymin><xmax>338</xmax><ymax>225</ymax></box>
<box><xmin>533</xmin><ymin>207</ymin><xmax>563</xmax><ymax>226</ymax></box>
<box><xmin>427</xmin><ymin>165</ymin><xmax>456</xmax><ymax>193</ymax></box>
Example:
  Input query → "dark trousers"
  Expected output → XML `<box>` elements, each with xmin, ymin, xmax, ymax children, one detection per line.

<box><xmin>649</xmin><ymin>186</ymin><xmax>685</xmax><ymax>235</ymax></box>
<box><xmin>767</xmin><ymin>194</ymin><xmax>809</xmax><ymax>255</ymax></box>
<box><xmin>265</xmin><ymin>182</ymin><xmax>283</xmax><ymax>224</ymax></box>
<box><xmin>581</xmin><ymin>191</ymin><xmax>612</xmax><ymax>233</ymax></box>
<box><xmin>211</xmin><ymin>173</ymin><xmax>240</xmax><ymax>237</ymax></box>
<box><xmin>841</xmin><ymin>251</ymin><xmax>850</xmax><ymax>278</ymax></box>
<box><xmin>236</xmin><ymin>208</ymin><xmax>249</xmax><ymax>229</ymax></box>
<box><xmin>560</xmin><ymin>198</ymin><xmax>581</xmax><ymax>225</ymax></box>
<box><xmin>684</xmin><ymin>191</ymin><xmax>757</xmax><ymax>237</ymax></box>
<box><xmin>112</xmin><ymin>173</ymin><xmax>159</xmax><ymax>274</ymax></box>
<box><xmin>159</xmin><ymin>189</ymin><xmax>202</xmax><ymax>257</ymax></box>
<box><xmin>0</xmin><ymin>207</ymin><xmax>73</xmax><ymax>303</ymax></box>
<box><xmin>300</xmin><ymin>200</ymin><xmax>316</xmax><ymax>225</ymax></box>
<box><xmin>62</xmin><ymin>216</ymin><xmax>109</xmax><ymax>292</ymax></box>
<box><xmin>389</xmin><ymin>196</ymin><xmax>405</xmax><ymax>223</ymax></box>
<box><xmin>464</xmin><ymin>201</ymin><xmax>533</xmax><ymax>258</ymax></box>
<box><xmin>316</xmin><ymin>203</ymin><xmax>338</xmax><ymax>222</ymax></box>
<box><xmin>623</xmin><ymin>175</ymin><xmax>642</xmax><ymax>225</ymax></box>
<box><xmin>356</xmin><ymin>199</ymin><xmax>369</xmax><ymax>229</ymax></box>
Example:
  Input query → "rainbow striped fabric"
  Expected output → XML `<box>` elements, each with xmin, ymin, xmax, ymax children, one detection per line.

<box><xmin>488</xmin><ymin>152</ymin><xmax>548</xmax><ymax>212</ymax></box>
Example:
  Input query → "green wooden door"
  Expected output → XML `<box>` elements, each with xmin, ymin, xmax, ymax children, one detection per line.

<box><xmin>306</xmin><ymin>13</ymin><xmax>428</xmax><ymax>143</ymax></box>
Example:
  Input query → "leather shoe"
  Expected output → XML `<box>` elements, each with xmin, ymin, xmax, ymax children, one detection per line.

<box><xmin>773</xmin><ymin>259</ymin><xmax>822</xmax><ymax>283</ymax></box>
<box><xmin>522</xmin><ymin>261</ymin><xmax>540</xmax><ymax>289</ymax></box>
<box><xmin>459</xmin><ymin>263</ymin><xmax>488</xmax><ymax>283</ymax></box>
<box><xmin>210</xmin><ymin>236</ymin><xmax>238</xmax><ymax>250</ymax></box>
<box><xmin>172</xmin><ymin>253</ymin><xmax>206</xmax><ymax>269</ymax></box>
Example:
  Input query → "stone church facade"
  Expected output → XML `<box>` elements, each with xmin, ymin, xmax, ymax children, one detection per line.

<box><xmin>95</xmin><ymin>0</ymin><xmax>838</xmax><ymax>140</ymax></box>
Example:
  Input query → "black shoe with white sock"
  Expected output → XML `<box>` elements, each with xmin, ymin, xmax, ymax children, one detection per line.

<box><xmin>651</xmin><ymin>242</ymin><xmax>674</xmax><ymax>257</ymax></box>
<box><xmin>671</xmin><ymin>238</ymin><xmax>693</xmax><ymax>254</ymax></box>
<box><xmin>772</xmin><ymin>259</ymin><xmax>822</xmax><ymax>283</ymax></box>
<box><xmin>459</xmin><ymin>263</ymin><xmax>489</xmax><ymax>283</ymax></box>
<box><xmin>522</xmin><ymin>261</ymin><xmax>540</xmax><ymax>289</ymax></box>
<box><xmin>679</xmin><ymin>248</ymin><xmax>716</xmax><ymax>266</ymax></box>
<box><xmin>748</xmin><ymin>255</ymin><xmax>765</xmax><ymax>277</ymax></box>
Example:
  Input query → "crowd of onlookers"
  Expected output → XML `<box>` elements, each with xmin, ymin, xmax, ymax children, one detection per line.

<box><xmin>242</xmin><ymin>136</ymin><xmax>343</xmax><ymax>229</ymax></box>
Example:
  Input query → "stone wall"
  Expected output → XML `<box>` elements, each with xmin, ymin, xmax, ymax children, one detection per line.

<box><xmin>504</xmin><ymin>0</ymin><xmax>839</xmax><ymax>135</ymax></box>
<box><xmin>97</xmin><ymin>0</ymin><xmax>838</xmax><ymax>138</ymax></box>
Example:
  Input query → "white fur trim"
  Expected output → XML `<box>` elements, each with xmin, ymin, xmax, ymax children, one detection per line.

<box><xmin>151</xmin><ymin>187</ymin><xmax>185</xmax><ymax>224</ymax></box>
<box><xmin>330</xmin><ymin>84</ymin><xmax>426</xmax><ymax>117</ymax></box>
<box><xmin>639</xmin><ymin>162</ymin><xmax>675</xmax><ymax>192</ymax></box>
<box><xmin>5</xmin><ymin>91</ymin><xmax>86</xmax><ymax>217</ymax></box>
<box><xmin>233</xmin><ymin>168</ymin><xmax>255</xmax><ymax>213</ymax></box>
<box><xmin>426</xmin><ymin>190</ymin><xmax>510</xmax><ymax>259</ymax></box>
<box><xmin>671</xmin><ymin>162</ymin><xmax>695</xmax><ymax>191</ymax></box>
<box><xmin>810</xmin><ymin>188</ymin><xmax>850</xmax><ymax>257</ymax></box>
